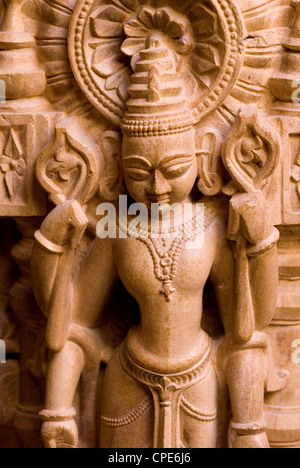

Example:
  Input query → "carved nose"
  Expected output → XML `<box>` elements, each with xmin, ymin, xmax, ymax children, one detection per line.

<box><xmin>148</xmin><ymin>170</ymin><xmax>171</xmax><ymax>196</ymax></box>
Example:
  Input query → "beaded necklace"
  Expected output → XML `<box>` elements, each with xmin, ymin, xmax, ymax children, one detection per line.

<box><xmin>118</xmin><ymin>205</ymin><xmax>214</xmax><ymax>302</ymax></box>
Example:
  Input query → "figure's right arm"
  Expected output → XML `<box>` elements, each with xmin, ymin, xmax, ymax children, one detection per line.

<box><xmin>31</xmin><ymin>200</ymin><xmax>118</xmax><ymax>349</ymax></box>
<box><xmin>31</xmin><ymin>200</ymin><xmax>89</xmax><ymax>318</ymax></box>
<box><xmin>32</xmin><ymin>200</ymin><xmax>118</xmax><ymax>447</ymax></box>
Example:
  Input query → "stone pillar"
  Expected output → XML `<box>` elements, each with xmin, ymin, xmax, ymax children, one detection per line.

<box><xmin>265</xmin><ymin>227</ymin><xmax>300</xmax><ymax>448</ymax></box>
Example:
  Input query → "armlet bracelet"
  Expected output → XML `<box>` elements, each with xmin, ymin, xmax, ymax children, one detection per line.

<box><xmin>247</xmin><ymin>228</ymin><xmax>280</xmax><ymax>258</ymax></box>
<box><xmin>39</xmin><ymin>407</ymin><xmax>76</xmax><ymax>422</ymax></box>
<box><xmin>35</xmin><ymin>230</ymin><xmax>65</xmax><ymax>254</ymax></box>
<box><xmin>230</xmin><ymin>419</ymin><xmax>267</xmax><ymax>436</ymax></box>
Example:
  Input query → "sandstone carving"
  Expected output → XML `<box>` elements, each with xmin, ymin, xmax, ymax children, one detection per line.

<box><xmin>0</xmin><ymin>0</ymin><xmax>299</xmax><ymax>450</ymax></box>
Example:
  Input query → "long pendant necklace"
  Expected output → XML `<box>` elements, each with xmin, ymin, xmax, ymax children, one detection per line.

<box><xmin>139</xmin><ymin>235</ymin><xmax>186</xmax><ymax>301</ymax></box>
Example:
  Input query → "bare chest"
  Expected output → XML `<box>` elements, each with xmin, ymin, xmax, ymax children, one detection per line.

<box><xmin>111</xmin><ymin>233</ymin><xmax>216</xmax><ymax>300</ymax></box>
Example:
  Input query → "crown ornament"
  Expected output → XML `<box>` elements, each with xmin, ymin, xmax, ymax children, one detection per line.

<box><xmin>121</xmin><ymin>29</ymin><xmax>195</xmax><ymax>137</ymax></box>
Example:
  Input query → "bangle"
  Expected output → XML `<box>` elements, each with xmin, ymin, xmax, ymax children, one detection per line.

<box><xmin>35</xmin><ymin>230</ymin><xmax>65</xmax><ymax>254</ymax></box>
<box><xmin>39</xmin><ymin>407</ymin><xmax>76</xmax><ymax>422</ymax></box>
<box><xmin>230</xmin><ymin>420</ymin><xmax>267</xmax><ymax>436</ymax></box>
<box><xmin>247</xmin><ymin>228</ymin><xmax>280</xmax><ymax>257</ymax></box>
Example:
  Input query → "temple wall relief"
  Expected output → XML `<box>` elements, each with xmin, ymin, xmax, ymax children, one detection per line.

<box><xmin>0</xmin><ymin>0</ymin><xmax>300</xmax><ymax>449</ymax></box>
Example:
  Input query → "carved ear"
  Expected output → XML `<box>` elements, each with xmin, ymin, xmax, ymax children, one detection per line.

<box><xmin>195</xmin><ymin>127</ymin><xmax>223</xmax><ymax>196</ymax></box>
<box><xmin>98</xmin><ymin>131</ymin><xmax>125</xmax><ymax>201</ymax></box>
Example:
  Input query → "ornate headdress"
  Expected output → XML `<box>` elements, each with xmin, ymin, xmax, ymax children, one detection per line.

<box><xmin>121</xmin><ymin>28</ymin><xmax>195</xmax><ymax>137</ymax></box>
<box><xmin>69</xmin><ymin>1</ymin><xmax>245</xmax><ymax>128</ymax></box>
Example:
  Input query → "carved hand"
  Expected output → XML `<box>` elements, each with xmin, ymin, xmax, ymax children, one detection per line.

<box><xmin>40</xmin><ymin>200</ymin><xmax>88</xmax><ymax>248</ymax></box>
<box><xmin>41</xmin><ymin>420</ymin><xmax>78</xmax><ymax>449</ymax></box>
<box><xmin>230</xmin><ymin>190</ymin><xmax>274</xmax><ymax>245</ymax></box>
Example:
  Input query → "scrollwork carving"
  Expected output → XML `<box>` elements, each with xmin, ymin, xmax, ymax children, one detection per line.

<box><xmin>36</xmin><ymin>118</ymin><xmax>102</xmax><ymax>206</ymax></box>
<box><xmin>222</xmin><ymin>106</ymin><xmax>280</xmax><ymax>193</ymax></box>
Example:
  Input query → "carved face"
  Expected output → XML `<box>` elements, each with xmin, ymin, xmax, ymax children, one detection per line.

<box><xmin>122</xmin><ymin>129</ymin><xmax>197</xmax><ymax>208</ymax></box>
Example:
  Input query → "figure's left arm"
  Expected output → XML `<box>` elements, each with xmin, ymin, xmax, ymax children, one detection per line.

<box><xmin>209</xmin><ymin>191</ymin><xmax>279</xmax><ymax>448</ymax></box>
<box><xmin>230</xmin><ymin>189</ymin><xmax>279</xmax><ymax>332</ymax></box>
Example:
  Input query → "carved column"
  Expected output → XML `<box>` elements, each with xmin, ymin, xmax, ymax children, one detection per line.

<box><xmin>268</xmin><ymin>0</ymin><xmax>300</xmax><ymax>112</ymax></box>
<box><xmin>265</xmin><ymin>227</ymin><xmax>300</xmax><ymax>448</ymax></box>
<box><xmin>263</xmin><ymin>115</ymin><xmax>300</xmax><ymax>448</ymax></box>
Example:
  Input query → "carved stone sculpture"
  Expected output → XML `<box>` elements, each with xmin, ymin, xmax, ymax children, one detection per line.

<box><xmin>0</xmin><ymin>0</ymin><xmax>300</xmax><ymax>449</ymax></box>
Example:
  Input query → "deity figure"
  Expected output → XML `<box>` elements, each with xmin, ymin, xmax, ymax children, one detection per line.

<box><xmin>31</xmin><ymin>6</ymin><xmax>280</xmax><ymax>449</ymax></box>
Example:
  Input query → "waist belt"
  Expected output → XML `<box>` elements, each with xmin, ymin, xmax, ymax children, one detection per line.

<box><xmin>119</xmin><ymin>340</ymin><xmax>212</xmax><ymax>448</ymax></box>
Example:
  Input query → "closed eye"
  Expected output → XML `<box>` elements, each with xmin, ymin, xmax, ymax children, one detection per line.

<box><xmin>124</xmin><ymin>167</ymin><xmax>151</xmax><ymax>181</ymax></box>
<box><xmin>161</xmin><ymin>161</ymin><xmax>193</xmax><ymax>179</ymax></box>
